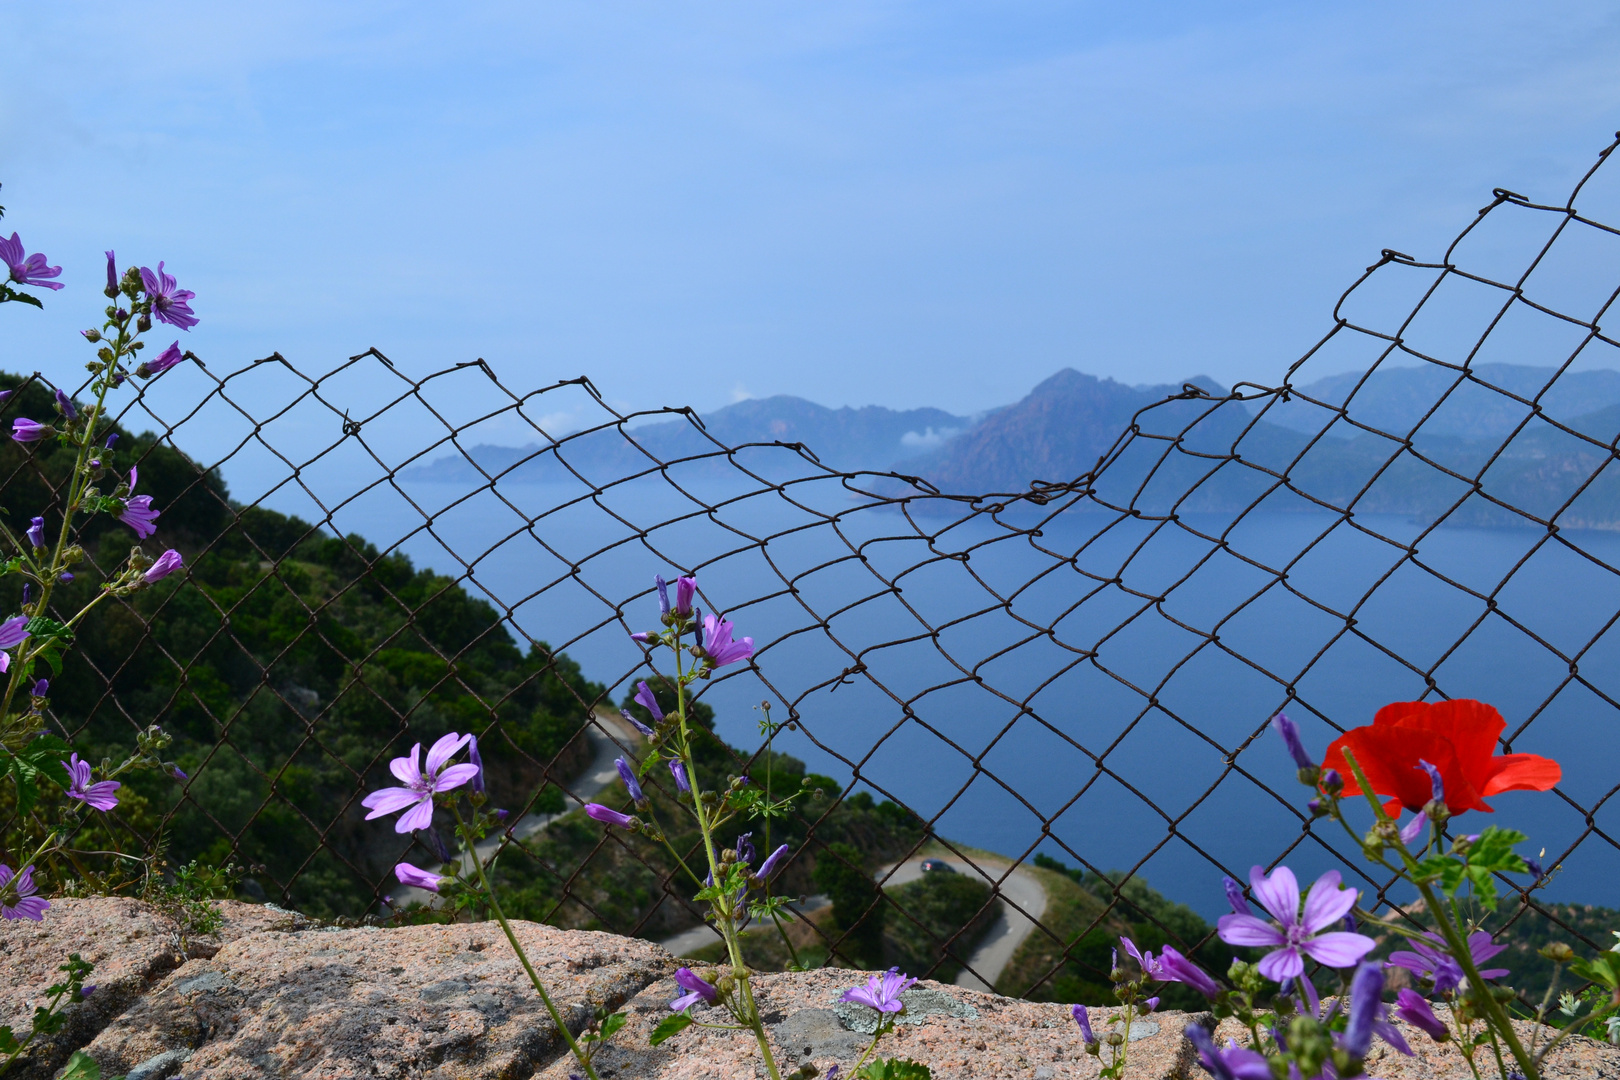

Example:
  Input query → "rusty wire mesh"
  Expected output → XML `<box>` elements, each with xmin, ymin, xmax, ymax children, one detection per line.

<box><xmin>9</xmin><ymin>132</ymin><xmax>1620</xmax><ymax>1000</ymax></box>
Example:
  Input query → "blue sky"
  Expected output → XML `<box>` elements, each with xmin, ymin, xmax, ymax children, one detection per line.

<box><xmin>6</xmin><ymin>2</ymin><xmax>1620</xmax><ymax>423</ymax></box>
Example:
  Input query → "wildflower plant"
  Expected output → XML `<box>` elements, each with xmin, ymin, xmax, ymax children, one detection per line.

<box><xmin>0</xmin><ymin>201</ymin><xmax>198</xmax><ymax>1075</ymax></box>
<box><xmin>1135</xmin><ymin>702</ymin><xmax>1616</xmax><ymax>1080</ymax></box>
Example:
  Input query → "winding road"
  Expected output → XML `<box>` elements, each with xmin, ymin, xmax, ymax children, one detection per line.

<box><xmin>880</xmin><ymin>854</ymin><xmax>1048</xmax><ymax>992</ymax></box>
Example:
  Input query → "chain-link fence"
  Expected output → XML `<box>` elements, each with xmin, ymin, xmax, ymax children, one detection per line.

<box><xmin>8</xmin><ymin>132</ymin><xmax>1620</xmax><ymax>1002</ymax></box>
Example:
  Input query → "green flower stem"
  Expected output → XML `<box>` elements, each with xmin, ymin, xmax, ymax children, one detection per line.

<box><xmin>1339</xmin><ymin>748</ymin><xmax>1538</xmax><ymax>1080</ymax></box>
<box><xmin>452</xmin><ymin>803</ymin><xmax>601</xmax><ymax>1080</ymax></box>
<box><xmin>671</xmin><ymin>644</ymin><xmax>782</xmax><ymax>1080</ymax></box>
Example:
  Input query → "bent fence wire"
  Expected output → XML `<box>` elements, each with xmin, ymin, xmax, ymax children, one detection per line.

<box><xmin>13</xmin><ymin>132</ymin><xmax>1620</xmax><ymax>999</ymax></box>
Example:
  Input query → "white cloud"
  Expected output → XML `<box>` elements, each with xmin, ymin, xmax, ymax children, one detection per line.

<box><xmin>900</xmin><ymin>426</ymin><xmax>961</xmax><ymax>450</ymax></box>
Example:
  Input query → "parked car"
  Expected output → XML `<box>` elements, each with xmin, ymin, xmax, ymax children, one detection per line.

<box><xmin>919</xmin><ymin>858</ymin><xmax>955</xmax><ymax>874</ymax></box>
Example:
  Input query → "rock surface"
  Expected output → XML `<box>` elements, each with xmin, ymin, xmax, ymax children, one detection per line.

<box><xmin>2</xmin><ymin>899</ymin><xmax>1618</xmax><ymax>1079</ymax></box>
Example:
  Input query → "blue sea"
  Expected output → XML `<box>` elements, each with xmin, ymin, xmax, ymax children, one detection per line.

<box><xmin>257</xmin><ymin>458</ymin><xmax>1620</xmax><ymax>920</ymax></box>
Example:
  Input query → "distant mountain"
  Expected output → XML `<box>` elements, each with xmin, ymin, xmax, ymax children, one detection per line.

<box><xmin>400</xmin><ymin>395</ymin><xmax>976</xmax><ymax>484</ymax></box>
<box><xmin>896</xmin><ymin>369</ymin><xmax>1224</xmax><ymax>492</ymax></box>
<box><xmin>1254</xmin><ymin>363</ymin><xmax>1620</xmax><ymax>441</ymax></box>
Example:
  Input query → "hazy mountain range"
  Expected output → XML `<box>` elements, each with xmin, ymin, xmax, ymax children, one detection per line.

<box><xmin>402</xmin><ymin>363</ymin><xmax>1620</xmax><ymax>528</ymax></box>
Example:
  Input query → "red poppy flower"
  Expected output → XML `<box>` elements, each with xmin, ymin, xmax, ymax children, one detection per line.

<box><xmin>1321</xmin><ymin>699</ymin><xmax>1561</xmax><ymax>816</ymax></box>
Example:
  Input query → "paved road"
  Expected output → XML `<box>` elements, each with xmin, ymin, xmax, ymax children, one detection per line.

<box><xmin>388</xmin><ymin>708</ymin><xmax>640</xmax><ymax>910</ymax></box>
<box><xmin>880</xmin><ymin>855</ymin><xmax>1049</xmax><ymax>993</ymax></box>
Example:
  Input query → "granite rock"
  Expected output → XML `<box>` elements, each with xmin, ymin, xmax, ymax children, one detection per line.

<box><xmin>78</xmin><ymin>918</ymin><xmax>675</xmax><ymax>1080</ymax></box>
<box><xmin>0</xmin><ymin>898</ymin><xmax>194</xmax><ymax>1079</ymax></box>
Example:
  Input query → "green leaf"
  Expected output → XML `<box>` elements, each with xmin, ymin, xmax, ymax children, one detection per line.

<box><xmin>58</xmin><ymin>1050</ymin><xmax>101</xmax><ymax>1080</ymax></box>
<box><xmin>636</xmin><ymin>749</ymin><xmax>665</xmax><ymax>779</ymax></box>
<box><xmin>0</xmin><ymin>286</ymin><xmax>44</xmax><ymax>310</ymax></box>
<box><xmin>0</xmin><ymin>1025</ymin><xmax>17</xmax><ymax>1054</ymax></box>
<box><xmin>648</xmin><ymin>1012</ymin><xmax>693</xmax><ymax>1046</ymax></box>
<box><xmin>598</xmin><ymin>1011</ymin><xmax>627</xmax><ymax>1040</ymax></box>
<box><xmin>855</xmin><ymin>1059</ymin><xmax>933</xmax><ymax>1080</ymax></box>
<box><xmin>8</xmin><ymin>757</ymin><xmax>39</xmax><ymax>817</ymax></box>
<box><xmin>1571</xmin><ymin>953</ymin><xmax>1620</xmax><ymax>991</ymax></box>
<box><xmin>1414</xmin><ymin>855</ymin><xmax>1466</xmax><ymax>893</ymax></box>
<box><xmin>1466</xmin><ymin>827</ymin><xmax>1530</xmax><ymax>875</ymax></box>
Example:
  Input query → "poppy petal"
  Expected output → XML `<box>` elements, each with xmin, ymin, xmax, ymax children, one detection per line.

<box><xmin>1480</xmin><ymin>753</ymin><xmax>1561</xmax><ymax>797</ymax></box>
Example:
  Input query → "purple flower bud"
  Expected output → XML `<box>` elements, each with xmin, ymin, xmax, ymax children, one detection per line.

<box><xmin>57</xmin><ymin>572</ymin><xmax>72</xmax><ymax>583</ymax></box>
<box><xmin>669</xmin><ymin>759</ymin><xmax>690</xmax><ymax>794</ymax></box>
<box><xmin>11</xmin><ymin>418</ymin><xmax>50</xmax><ymax>443</ymax></box>
<box><xmin>1272</xmin><ymin>712</ymin><xmax>1314</xmax><ymax>771</ymax></box>
<box><xmin>735</xmin><ymin>832</ymin><xmax>756</xmax><ymax>867</ymax></box>
<box><xmin>1394</xmin><ymin>988</ymin><xmax>1450</xmax><ymax>1042</ymax></box>
<box><xmin>21</xmin><ymin>584</ymin><xmax>31</xmax><ymax>606</ymax></box>
<box><xmin>655</xmin><ymin>574</ymin><xmax>671</xmax><ymax>617</ymax></box>
<box><xmin>104</xmin><ymin>433</ymin><xmax>118</xmax><ymax>449</ymax></box>
<box><xmin>494</xmin><ymin>808</ymin><xmax>510</xmax><ymax>820</ymax></box>
<box><xmin>630</xmin><ymin>631</ymin><xmax>653</xmax><ymax>642</ymax></box>
<box><xmin>584</xmin><ymin>803</ymin><xmax>636</xmax><ymax>829</ymax></box>
<box><xmin>139</xmin><ymin>341</ymin><xmax>186</xmax><ymax>378</ymax></box>
<box><xmin>615</xmin><ymin>757</ymin><xmax>645</xmax><ymax>805</ymax></box>
<box><xmin>1526</xmin><ymin>857</ymin><xmax>1544</xmax><ymax>881</ymax></box>
<box><xmin>25</xmin><ymin>517</ymin><xmax>43</xmax><ymax>549</ymax></box>
<box><xmin>1399</xmin><ymin>810</ymin><xmax>1429</xmax><ymax>846</ymax></box>
<box><xmin>756</xmin><ymin>844</ymin><xmax>790</xmax><ymax>880</ymax></box>
<box><xmin>80</xmin><ymin>984</ymin><xmax>96</xmax><ymax>999</ymax></box>
<box><xmin>620</xmin><ymin>708</ymin><xmax>654</xmax><ymax>738</ymax></box>
<box><xmin>634</xmin><ymin>680</ymin><xmax>664</xmax><ymax>723</ymax></box>
<box><xmin>105</xmin><ymin>250</ymin><xmax>118</xmax><ymax>297</ymax></box>
<box><xmin>1222</xmin><ymin>875</ymin><xmax>1251</xmax><ymax>915</ymax></box>
<box><xmin>143</xmin><ymin>549</ymin><xmax>183</xmax><ymax>583</ymax></box>
<box><xmin>1320</xmin><ymin>768</ymin><xmax>1342</xmax><ymax>793</ymax></box>
<box><xmin>171</xmin><ymin>765</ymin><xmax>188</xmax><ymax>781</ymax></box>
<box><xmin>1143</xmin><ymin>996</ymin><xmax>1160</xmax><ymax>1012</ymax></box>
<box><xmin>1342</xmin><ymin>961</ymin><xmax>1384</xmax><ymax>1058</ymax></box>
<box><xmin>394</xmin><ymin>862</ymin><xmax>443</xmax><ymax>892</ymax></box>
<box><xmin>1072</xmin><ymin>1003</ymin><xmax>1094</xmax><ymax>1043</ymax></box>
<box><xmin>674</xmin><ymin>576</ymin><xmax>697</xmax><ymax>617</ymax></box>
<box><xmin>31</xmin><ymin>679</ymin><xmax>47</xmax><ymax>697</ymax></box>
<box><xmin>468</xmin><ymin>735</ymin><xmax>484</xmax><ymax>795</ymax></box>
<box><xmin>53</xmin><ymin>390</ymin><xmax>76</xmax><ymax>420</ymax></box>
<box><xmin>1417</xmin><ymin>758</ymin><xmax>1445</xmax><ymax>804</ymax></box>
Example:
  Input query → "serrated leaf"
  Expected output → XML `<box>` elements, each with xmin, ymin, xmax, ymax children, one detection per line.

<box><xmin>856</xmin><ymin>1058</ymin><xmax>933</xmax><ymax>1080</ymax></box>
<box><xmin>1414</xmin><ymin>855</ymin><xmax>1466</xmax><ymax>893</ymax></box>
<box><xmin>636</xmin><ymin>749</ymin><xmax>665</xmax><ymax>779</ymax></box>
<box><xmin>0</xmin><ymin>1025</ymin><xmax>17</xmax><ymax>1053</ymax></box>
<box><xmin>1466</xmin><ymin>826</ymin><xmax>1529</xmax><ymax>875</ymax></box>
<box><xmin>58</xmin><ymin>1050</ymin><xmax>101</xmax><ymax>1080</ymax></box>
<box><xmin>0</xmin><ymin>287</ymin><xmax>44</xmax><ymax>310</ymax></box>
<box><xmin>9</xmin><ymin>757</ymin><xmax>39</xmax><ymax>817</ymax></box>
<box><xmin>649</xmin><ymin>1012</ymin><xmax>692</xmax><ymax>1046</ymax></box>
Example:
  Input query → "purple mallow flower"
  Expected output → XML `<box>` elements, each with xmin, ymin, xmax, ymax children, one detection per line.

<box><xmin>840</xmin><ymin>968</ymin><xmax>917</xmax><ymax>1013</ymax></box>
<box><xmin>699</xmin><ymin>614</ymin><xmax>753</xmax><ymax>668</ymax></box>
<box><xmin>394</xmin><ymin>862</ymin><xmax>443</xmax><ymax>892</ymax></box>
<box><xmin>585</xmin><ymin>803</ymin><xmax>636</xmax><ymax>829</ymax></box>
<box><xmin>1386</xmin><ymin>931</ymin><xmax>1509</xmax><ymax>994</ymax></box>
<box><xmin>361</xmin><ymin>732</ymin><xmax>479</xmax><ymax>833</ymax></box>
<box><xmin>1272</xmin><ymin>712</ymin><xmax>1313</xmax><ymax>771</ymax></box>
<box><xmin>63</xmin><ymin>753</ymin><xmax>120</xmax><ymax>812</ymax></box>
<box><xmin>0</xmin><ymin>234</ymin><xmax>63</xmax><ymax>291</ymax></box>
<box><xmin>1394</xmin><ymin>988</ymin><xmax>1450</xmax><ymax>1041</ymax></box>
<box><xmin>143</xmin><ymin>549</ymin><xmax>184</xmax><ymax>584</ymax></box>
<box><xmin>140</xmin><ymin>341</ymin><xmax>185</xmax><ymax>377</ymax></box>
<box><xmin>1120</xmin><ymin>936</ymin><xmax>1166</xmax><ymax>978</ymax></box>
<box><xmin>1216</xmin><ymin>865</ymin><xmax>1375</xmax><ymax>982</ymax></box>
<box><xmin>11</xmin><ymin>418</ymin><xmax>50</xmax><ymax>443</ymax></box>
<box><xmin>619</xmin><ymin>707</ymin><xmax>654</xmax><ymax>738</ymax></box>
<box><xmin>119</xmin><ymin>468</ymin><xmax>161</xmax><ymax>539</ymax></box>
<box><xmin>669</xmin><ymin>759</ymin><xmax>690</xmax><ymax>794</ymax></box>
<box><xmin>0</xmin><ymin>615</ymin><xmax>31</xmax><ymax>673</ymax></box>
<box><xmin>0</xmin><ymin>865</ymin><xmax>47</xmax><ymax>921</ymax></box>
<box><xmin>1185</xmin><ymin>1023</ymin><xmax>1271</xmax><ymax>1080</ymax></box>
<box><xmin>1072</xmin><ymin>1003</ymin><xmax>1095</xmax><ymax>1043</ymax></box>
<box><xmin>1223</xmin><ymin>875</ymin><xmax>1251</xmax><ymax>915</ymax></box>
<box><xmin>670</xmin><ymin>966</ymin><xmax>718</xmax><ymax>1012</ymax></box>
<box><xmin>139</xmin><ymin>262</ymin><xmax>198</xmax><ymax>330</ymax></box>
<box><xmin>25</xmin><ymin>517</ymin><xmax>43</xmax><ymax>549</ymax></box>
<box><xmin>634</xmin><ymin>680</ymin><xmax>664</xmax><ymax>723</ymax></box>
<box><xmin>615</xmin><ymin>757</ymin><xmax>646</xmax><ymax>806</ymax></box>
